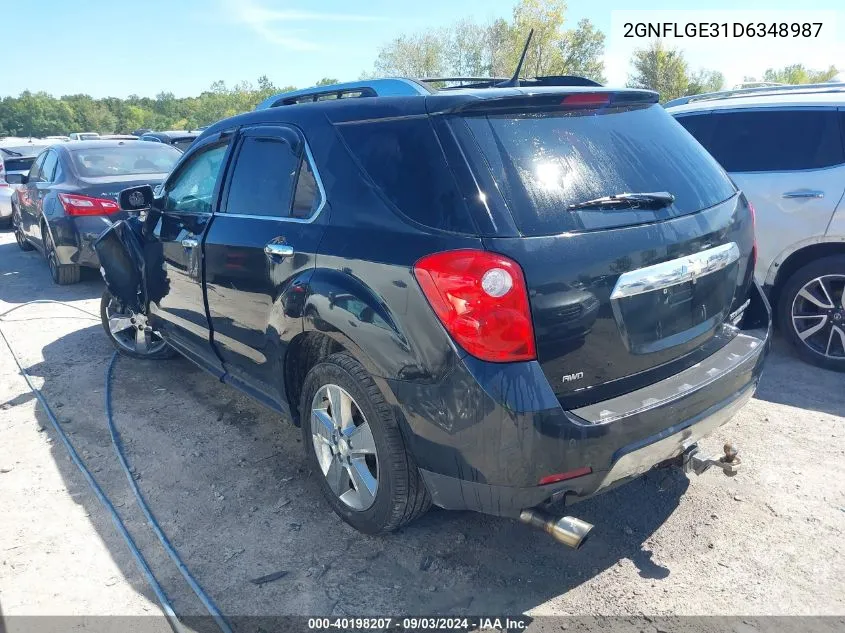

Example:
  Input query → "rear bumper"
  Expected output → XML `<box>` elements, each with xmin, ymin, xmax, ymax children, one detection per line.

<box><xmin>393</xmin><ymin>282</ymin><xmax>771</xmax><ymax>518</ymax></box>
<box><xmin>50</xmin><ymin>216</ymin><xmax>113</xmax><ymax>267</ymax></box>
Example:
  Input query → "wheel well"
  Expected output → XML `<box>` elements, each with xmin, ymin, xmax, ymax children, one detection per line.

<box><xmin>284</xmin><ymin>331</ymin><xmax>345</xmax><ymax>425</ymax></box>
<box><xmin>770</xmin><ymin>243</ymin><xmax>845</xmax><ymax>313</ymax></box>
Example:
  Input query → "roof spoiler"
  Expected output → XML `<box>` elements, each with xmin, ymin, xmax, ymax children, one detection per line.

<box><xmin>432</xmin><ymin>89</ymin><xmax>658</xmax><ymax>114</ymax></box>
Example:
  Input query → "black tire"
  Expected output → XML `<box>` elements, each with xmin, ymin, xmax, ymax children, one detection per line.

<box><xmin>300</xmin><ymin>352</ymin><xmax>430</xmax><ymax>534</ymax></box>
<box><xmin>43</xmin><ymin>226</ymin><xmax>80</xmax><ymax>285</ymax></box>
<box><xmin>777</xmin><ymin>255</ymin><xmax>845</xmax><ymax>372</ymax></box>
<box><xmin>100</xmin><ymin>291</ymin><xmax>178</xmax><ymax>360</ymax></box>
<box><xmin>14</xmin><ymin>221</ymin><xmax>34</xmax><ymax>251</ymax></box>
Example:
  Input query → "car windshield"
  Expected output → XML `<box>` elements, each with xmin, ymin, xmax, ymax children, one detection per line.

<box><xmin>71</xmin><ymin>145</ymin><xmax>180</xmax><ymax>177</ymax></box>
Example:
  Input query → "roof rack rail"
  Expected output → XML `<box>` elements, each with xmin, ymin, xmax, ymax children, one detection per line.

<box><xmin>664</xmin><ymin>81</ymin><xmax>845</xmax><ymax>108</ymax></box>
<box><xmin>255</xmin><ymin>78</ymin><xmax>431</xmax><ymax>110</ymax></box>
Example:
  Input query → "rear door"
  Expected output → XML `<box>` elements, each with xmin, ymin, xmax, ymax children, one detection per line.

<box><xmin>149</xmin><ymin>132</ymin><xmax>233</xmax><ymax>375</ymax></box>
<box><xmin>675</xmin><ymin>107</ymin><xmax>845</xmax><ymax>284</ymax></box>
<box><xmin>448</xmin><ymin>100</ymin><xmax>755</xmax><ymax>408</ymax></box>
<box><xmin>18</xmin><ymin>151</ymin><xmax>47</xmax><ymax>240</ymax></box>
<box><xmin>203</xmin><ymin>124</ymin><xmax>327</xmax><ymax>411</ymax></box>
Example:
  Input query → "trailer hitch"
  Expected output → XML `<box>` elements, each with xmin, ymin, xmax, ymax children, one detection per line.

<box><xmin>682</xmin><ymin>442</ymin><xmax>741</xmax><ymax>477</ymax></box>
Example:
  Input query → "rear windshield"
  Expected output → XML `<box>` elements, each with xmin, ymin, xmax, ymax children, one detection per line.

<box><xmin>459</xmin><ymin>104</ymin><xmax>736</xmax><ymax>235</ymax></box>
<box><xmin>71</xmin><ymin>145</ymin><xmax>180</xmax><ymax>178</ymax></box>
<box><xmin>2</xmin><ymin>157</ymin><xmax>35</xmax><ymax>172</ymax></box>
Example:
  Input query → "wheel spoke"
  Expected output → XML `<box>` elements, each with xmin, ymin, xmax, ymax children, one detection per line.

<box><xmin>829</xmin><ymin>325</ymin><xmax>845</xmax><ymax>357</ymax></box>
<box><xmin>796</xmin><ymin>315</ymin><xmax>828</xmax><ymax>341</ymax></box>
<box><xmin>109</xmin><ymin>316</ymin><xmax>134</xmax><ymax>334</ymax></box>
<box><xmin>327</xmin><ymin>384</ymin><xmax>353</xmax><ymax>432</ymax></box>
<box><xmin>817</xmin><ymin>278</ymin><xmax>836</xmax><ymax>308</ymax></box>
<box><xmin>312</xmin><ymin>409</ymin><xmax>335</xmax><ymax>440</ymax></box>
<box><xmin>324</xmin><ymin>457</ymin><xmax>347</xmax><ymax>496</ymax></box>
<box><xmin>346</xmin><ymin>422</ymin><xmax>376</xmax><ymax>455</ymax></box>
<box><xmin>798</xmin><ymin>286</ymin><xmax>833</xmax><ymax>310</ymax></box>
<box><xmin>135</xmin><ymin>327</ymin><xmax>149</xmax><ymax>354</ymax></box>
<box><xmin>347</xmin><ymin>458</ymin><xmax>377</xmax><ymax>508</ymax></box>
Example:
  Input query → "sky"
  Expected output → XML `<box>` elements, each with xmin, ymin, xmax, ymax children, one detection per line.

<box><xmin>3</xmin><ymin>0</ymin><xmax>844</xmax><ymax>99</ymax></box>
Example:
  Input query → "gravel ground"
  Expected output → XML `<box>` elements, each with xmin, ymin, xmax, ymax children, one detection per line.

<box><xmin>1</xmin><ymin>227</ymin><xmax>844</xmax><ymax>626</ymax></box>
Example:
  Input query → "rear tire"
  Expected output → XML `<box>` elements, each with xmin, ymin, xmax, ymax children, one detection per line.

<box><xmin>300</xmin><ymin>352</ymin><xmax>430</xmax><ymax>534</ymax></box>
<box><xmin>14</xmin><ymin>221</ymin><xmax>34</xmax><ymax>251</ymax></box>
<box><xmin>777</xmin><ymin>255</ymin><xmax>845</xmax><ymax>372</ymax></box>
<box><xmin>43</xmin><ymin>226</ymin><xmax>80</xmax><ymax>285</ymax></box>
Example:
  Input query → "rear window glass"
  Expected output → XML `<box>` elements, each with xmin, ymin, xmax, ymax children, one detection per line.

<box><xmin>226</xmin><ymin>136</ymin><xmax>298</xmax><ymax>218</ymax></box>
<box><xmin>680</xmin><ymin>109</ymin><xmax>844</xmax><ymax>173</ymax></box>
<box><xmin>460</xmin><ymin>104</ymin><xmax>736</xmax><ymax>235</ymax></box>
<box><xmin>338</xmin><ymin>117</ymin><xmax>476</xmax><ymax>234</ymax></box>
<box><xmin>71</xmin><ymin>145</ymin><xmax>180</xmax><ymax>177</ymax></box>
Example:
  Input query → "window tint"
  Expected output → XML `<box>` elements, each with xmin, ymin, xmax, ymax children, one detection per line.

<box><xmin>29</xmin><ymin>152</ymin><xmax>46</xmax><ymax>181</ymax></box>
<box><xmin>291</xmin><ymin>156</ymin><xmax>321</xmax><ymax>218</ymax></box>
<box><xmin>40</xmin><ymin>151</ymin><xmax>59</xmax><ymax>182</ymax></box>
<box><xmin>459</xmin><ymin>104</ymin><xmax>736</xmax><ymax>235</ymax></box>
<box><xmin>338</xmin><ymin>117</ymin><xmax>476</xmax><ymax>233</ymax></box>
<box><xmin>704</xmin><ymin>109</ymin><xmax>844</xmax><ymax>172</ymax></box>
<box><xmin>675</xmin><ymin>114</ymin><xmax>714</xmax><ymax>147</ymax></box>
<box><xmin>165</xmin><ymin>143</ymin><xmax>228</xmax><ymax>213</ymax></box>
<box><xmin>226</xmin><ymin>136</ymin><xmax>299</xmax><ymax>218</ymax></box>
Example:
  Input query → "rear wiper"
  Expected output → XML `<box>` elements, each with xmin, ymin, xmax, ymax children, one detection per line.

<box><xmin>1</xmin><ymin>148</ymin><xmax>23</xmax><ymax>157</ymax></box>
<box><xmin>567</xmin><ymin>191</ymin><xmax>675</xmax><ymax>211</ymax></box>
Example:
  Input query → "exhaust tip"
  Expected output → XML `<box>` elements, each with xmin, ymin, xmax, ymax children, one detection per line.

<box><xmin>519</xmin><ymin>509</ymin><xmax>594</xmax><ymax>549</ymax></box>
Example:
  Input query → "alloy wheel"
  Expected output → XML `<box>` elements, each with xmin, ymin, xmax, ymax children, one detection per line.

<box><xmin>45</xmin><ymin>234</ymin><xmax>59</xmax><ymax>282</ymax></box>
<box><xmin>15</xmin><ymin>226</ymin><xmax>26</xmax><ymax>248</ymax></box>
<box><xmin>105</xmin><ymin>296</ymin><xmax>168</xmax><ymax>356</ymax></box>
<box><xmin>791</xmin><ymin>274</ymin><xmax>845</xmax><ymax>359</ymax></box>
<box><xmin>310</xmin><ymin>384</ymin><xmax>379</xmax><ymax>511</ymax></box>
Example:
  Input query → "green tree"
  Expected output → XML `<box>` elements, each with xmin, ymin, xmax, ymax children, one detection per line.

<box><xmin>761</xmin><ymin>64</ymin><xmax>838</xmax><ymax>84</ymax></box>
<box><xmin>627</xmin><ymin>40</ymin><xmax>691</xmax><ymax>102</ymax></box>
<box><xmin>558</xmin><ymin>18</ymin><xmax>606</xmax><ymax>83</ymax></box>
<box><xmin>687</xmin><ymin>69</ymin><xmax>724</xmax><ymax>95</ymax></box>
<box><xmin>315</xmin><ymin>77</ymin><xmax>340</xmax><ymax>86</ymax></box>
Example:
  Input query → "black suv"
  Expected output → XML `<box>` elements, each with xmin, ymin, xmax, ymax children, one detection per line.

<box><xmin>96</xmin><ymin>80</ymin><xmax>770</xmax><ymax>540</ymax></box>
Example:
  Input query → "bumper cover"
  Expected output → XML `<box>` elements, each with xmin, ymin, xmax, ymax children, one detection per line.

<box><xmin>398</xmin><ymin>283</ymin><xmax>771</xmax><ymax>518</ymax></box>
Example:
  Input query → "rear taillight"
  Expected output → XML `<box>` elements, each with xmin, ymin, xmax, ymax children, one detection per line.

<box><xmin>413</xmin><ymin>249</ymin><xmax>536</xmax><ymax>363</ymax></box>
<box><xmin>58</xmin><ymin>193</ymin><xmax>120</xmax><ymax>216</ymax></box>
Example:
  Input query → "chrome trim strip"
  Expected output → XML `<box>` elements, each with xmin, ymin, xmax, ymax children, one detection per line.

<box><xmin>610</xmin><ymin>242</ymin><xmax>740</xmax><ymax>300</ymax></box>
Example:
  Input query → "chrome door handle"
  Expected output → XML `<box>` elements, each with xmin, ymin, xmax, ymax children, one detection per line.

<box><xmin>782</xmin><ymin>190</ymin><xmax>824</xmax><ymax>199</ymax></box>
<box><xmin>181</xmin><ymin>238</ymin><xmax>198</xmax><ymax>248</ymax></box>
<box><xmin>264</xmin><ymin>243</ymin><xmax>294</xmax><ymax>258</ymax></box>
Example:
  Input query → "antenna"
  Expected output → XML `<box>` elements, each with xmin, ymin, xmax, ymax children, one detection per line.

<box><xmin>496</xmin><ymin>29</ymin><xmax>534</xmax><ymax>88</ymax></box>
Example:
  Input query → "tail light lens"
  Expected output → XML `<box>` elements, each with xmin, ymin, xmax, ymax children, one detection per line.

<box><xmin>413</xmin><ymin>249</ymin><xmax>536</xmax><ymax>362</ymax></box>
<box><xmin>58</xmin><ymin>193</ymin><xmax>120</xmax><ymax>216</ymax></box>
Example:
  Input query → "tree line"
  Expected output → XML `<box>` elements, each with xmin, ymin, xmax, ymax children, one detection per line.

<box><xmin>1</xmin><ymin>0</ymin><xmax>839</xmax><ymax>137</ymax></box>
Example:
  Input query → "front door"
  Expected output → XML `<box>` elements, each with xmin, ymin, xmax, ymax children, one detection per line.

<box><xmin>18</xmin><ymin>151</ymin><xmax>47</xmax><ymax>242</ymax></box>
<box><xmin>150</xmin><ymin>133</ymin><xmax>233</xmax><ymax>375</ymax></box>
<box><xmin>203</xmin><ymin>125</ymin><xmax>327</xmax><ymax>412</ymax></box>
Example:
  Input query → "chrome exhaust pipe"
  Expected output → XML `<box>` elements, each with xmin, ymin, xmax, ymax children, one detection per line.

<box><xmin>519</xmin><ymin>509</ymin><xmax>593</xmax><ymax>549</ymax></box>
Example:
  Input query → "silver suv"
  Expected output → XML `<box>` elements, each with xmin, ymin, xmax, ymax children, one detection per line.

<box><xmin>666</xmin><ymin>84</ymin><xmax>845</xmax><ymax>371</ymax></box>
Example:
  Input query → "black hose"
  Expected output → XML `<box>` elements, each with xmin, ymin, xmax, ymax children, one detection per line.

<box><xmin>0</xmin><ymin>299</ymin><xmax>232</xmax><ymax>633</ymax></box>
<box><xmin>106</xmin><ymin>351</ymin><xmax>234</xmax><ymax>633</ymax></box>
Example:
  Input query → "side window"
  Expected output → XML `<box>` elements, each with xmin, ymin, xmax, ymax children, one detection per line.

<box><xmin>164</xmin><ymin>143</ymin><xmax>228</xmax><ymax>213</ymax></box>
<box><xmin>675</xmin><ymin>114</ymin><xmax>714</xmax><ymax>148</ymax></box>
<box><xmin>225</xmin><ymin>134</ymin><xmax>300</xmax><ymax>218</ymax></box>
<box><xmin>40</xmin><ymin>151</ymin><xmax>59</xmax><ymax>183</ymax></box>
<box><xmin>338</xmin><ymin>117</ymin><xmax>476</xmax><ymax>234</ymax></box>
<box><xmin>705</xmin><ymin>109</ymin><xmax>844</xmax><ymax>172</ymax></box>
<box><xmin>29</xmin><ymin>152</ymin><xmax>47</xmax><ymax>182</ymax></box>
<box><xmin>291</xmin><ymin>155</ymin><xmax>322</xmax><ymax>218</ymax></box>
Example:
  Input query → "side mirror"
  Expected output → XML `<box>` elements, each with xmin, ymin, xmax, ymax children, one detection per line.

<box><xmin>118</xmin><ymin>185</ymin><xmax>154</xmax><ymax>211</ymax></box>
<box><xmin>4</xmin><ymin>173</ymin><xmax>26</xmax><ymax>185</ymax></box>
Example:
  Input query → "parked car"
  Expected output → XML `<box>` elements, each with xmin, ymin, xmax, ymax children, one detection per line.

<box><xmin>96</xmin><ymin>79</ymin><xmax>770</xmax><ymax>541</ymax></box>
<box><xmin>9</xmin><ymin>140</ymin><xmax>180</xmax><ymax>284</ymax></box>
<box><xmin>666</xmin><ymin>83</ymin><xmax>845</xmax><ymax>370</ymax></box>
<box><xmin>69</xmin><ymin>132</ymin><xmax>100</xmax><ymax>141</ymax></box>
<box><xmin>139</xmin><ymin>130</ymin><xmax>201</xmax><ymax>152</ymax></box>
<box><xmin>1</xmin><ymin>146</ymin><xmax>42</xmax><ymax>228</ymax></box>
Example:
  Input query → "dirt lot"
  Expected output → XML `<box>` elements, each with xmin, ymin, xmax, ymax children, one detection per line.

<box><xmin>1</xmin><ymin>227</ymin><xmax>844</xmax><ymax>624</ymax></box>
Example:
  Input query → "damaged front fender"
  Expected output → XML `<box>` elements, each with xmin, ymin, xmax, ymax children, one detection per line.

<box><xmin>94</xmin><ymin>214</ymin><xmax>169</xmax><ymax>313</ymax></box>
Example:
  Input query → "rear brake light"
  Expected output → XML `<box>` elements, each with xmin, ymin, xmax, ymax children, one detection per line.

<box><xmin>562</xmin><ymin>93</ymin><xmax>610</xmax><ymax>106</ymax></box>
<box><xmin>58</xmin><ymin>193</ymin><xmax>120</xmax><ymax>216</ymax></box>
<box><xmin>413</xmin><ymin>249</ymin><xmax>536</xmax><ymax>362</ymax></box>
